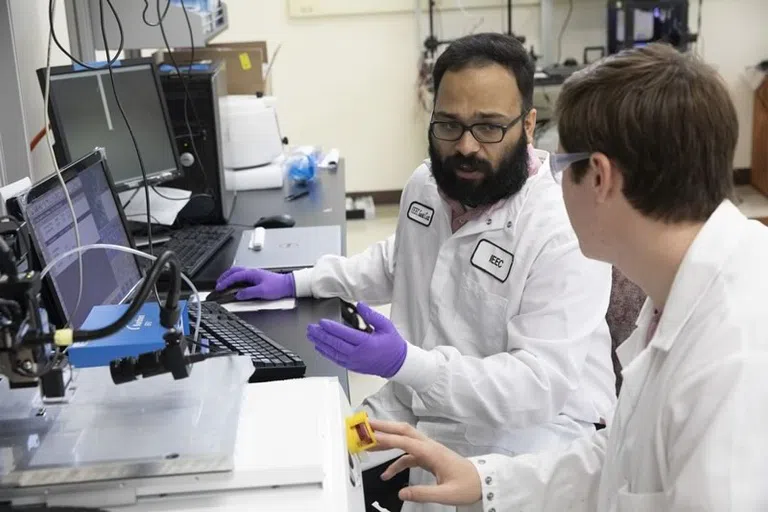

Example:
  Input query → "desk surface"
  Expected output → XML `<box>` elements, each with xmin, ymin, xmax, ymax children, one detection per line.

<box><xmin>194</xmin><ymin>163</ymin><xmax>349</xmax><ymax>396</ymax></box>
<box><xmin>195</xmin><ymin>164</ymin><xmax>347</xmax><ymax>289</ymax></box>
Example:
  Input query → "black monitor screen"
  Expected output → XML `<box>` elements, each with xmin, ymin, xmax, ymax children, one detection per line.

<box><xmin>45</xmin><ymin>62</ymin><xmax>180</xmax><ymax>189</ymax></box>
<box><xmin>23</xmin><ymin>156</ymin><xmax>142</xmax><ymax>327</ymax></box>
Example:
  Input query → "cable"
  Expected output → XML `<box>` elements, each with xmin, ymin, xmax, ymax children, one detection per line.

<box><xmin>70</xmin><ymin>250</ymin><xmax>180</xmax><ymax>342</ymax></box>
<box><xmin>185</xmin><ymin>337</ymin><xmax>234</xmax><ymax>354</ymax></box>
<box><xmin>45</xmin><ymin>0</ymin><xmax>83</xmax><ymax>328</ymax></box>
<box><xmin>506</xmin><ymin>0</ymin><xmax>512</xmax><ymax>36</ymax></box>
<box><xmin>142</xmin><ymin>0</ymin><xmax>171</xmax><ymax>26</ymax></box>
<box><xmin>176</xmin><ymin>0</ymin><xmax>209</xmax><ymax>194</ymax></box>
<box><xmin>98</xmin><ymin>0</ymin><xmax>161</xmax><ymax>304</ymax></box>
<box><xmin>263</xmin><ymin>42</ymin><xmax>283</xmax><ymax>82</ymax></box>
<box><xmin>151</xmin><ymin>188</ymin><xmax>210</xmax><ymax>202</ymax></box>
<box><xmin>455</xmin><ymin>0</ymin><xmax>483</xmax><ymax>35</ymax></box>
<box><xmin>126</xmin><ymin>212</ymin><xmax>164</xmax><ymax>225</ymax></box>
<box><xmin>99</xmin><ymin>0</ymin><xmax>152</xmax><ymax>253</ymax></box>
<box><xmin>0</xmin><ymin>238</ymin><xmax>17</xmax><ymax>281</ymax></box>
<box><xmin>556</xmin><ymin>0</ymin><xmax>574</xmax><ymax>65</ymax></box>
<box><xmin>49</xmin><ymin>0</ymin><xmax>122</xmax><ymax>70</ymax></box>
<box><xmin>39</xmin><ymin>243</ymin><xmax>202</xmax><ymax>342</ymax></box>
<box><xmin>155</xmin><ymin>0</ymin><xmax>211</xmax><ymax>196</ymax></box>
<box><xmin>179</xmin><ymin>1</ymin><xmax>208</xmax><ymax>194</ymax></box>
<box><xmin>121</xmin><ymin>188</ymin><xmax>141</xmax><ymax>209</ymax></box>
<box><xmin>695</xmin><ymin>0</ymin><xmax>703</xmax><ymax>54</ymax></box>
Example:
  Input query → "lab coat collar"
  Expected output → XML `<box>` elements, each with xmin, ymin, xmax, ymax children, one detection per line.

<box><xmin>647</xmin><ymin>200</ymin><xmax>748</xmax><ymax>353</ymax></box>
<box><xmin>616</xmin><ymin>298</ymin><xmax>655</xmax><ymax>368</ymax></box>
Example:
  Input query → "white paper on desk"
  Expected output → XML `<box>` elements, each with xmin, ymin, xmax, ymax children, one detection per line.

<box><xmin>195</xmin><ymin>292</ymin><xmax>296</xmax><ymax>313</ymax></box>
<box><xmin>119</xmin><ymin>186</ymin><xmax>191</xmax><ymax>226</ymax></box>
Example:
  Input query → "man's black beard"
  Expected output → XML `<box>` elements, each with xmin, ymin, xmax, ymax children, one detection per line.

<box><xmin>429</xmin><ymin>134</ymin><xmax>530</xmax><ymax>208</ymax></box>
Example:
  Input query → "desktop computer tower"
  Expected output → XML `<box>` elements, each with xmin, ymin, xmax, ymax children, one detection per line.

<box><xmin>159</xmin><ymin>60</ymin><xmax>235</xmax><ymax>225</ymax></box>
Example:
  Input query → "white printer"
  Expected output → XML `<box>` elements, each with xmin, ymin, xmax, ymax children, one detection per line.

<box><xmin>220</xmin><ymin>95</ymin><xmax>286</xmax><ymax>191</ymax></box>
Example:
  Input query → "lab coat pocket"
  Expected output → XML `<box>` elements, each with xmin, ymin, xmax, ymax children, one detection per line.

<box><xmin>454</xmin><ymin>277</ymin><xmax>509</xmax><ymax>349</ymax></box>
<box><xmin>616</xmin><ymin>483</ymin><xmax>665</xmax><ymax>512</ymax></box>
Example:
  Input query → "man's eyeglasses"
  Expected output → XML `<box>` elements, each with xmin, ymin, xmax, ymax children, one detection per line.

<box><xmin>429</xmin><ymin>111</ymin><xmax>527</xmax><ymax>144</ymax></box>
<box><xmin>550</xmin><ymin>152</ymin><xmax>591</xmax><ymax>184</ymax></box>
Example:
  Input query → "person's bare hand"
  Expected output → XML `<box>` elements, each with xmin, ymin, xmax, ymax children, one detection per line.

<box><xmin>370</xmin><ymin>419</ymin><xmax>482</xmax><ymax>506</ymax></box>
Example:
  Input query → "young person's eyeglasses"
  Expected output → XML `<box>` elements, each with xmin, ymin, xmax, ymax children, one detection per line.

<box><xmin>550</xmin><ymin>152</ymin><xmax>591</xmax><ymax>184</ymax></box>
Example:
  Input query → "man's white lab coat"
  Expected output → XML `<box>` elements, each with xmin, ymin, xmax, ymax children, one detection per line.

<box><xmin>294</xmin><ymin>150</ymin><xmax>616</xmax><ymax>510</ymax></box>
<box><xmin>467</xmin><ymin>200</ymin><xmax>768</xmax><ymax>511</ymax></box>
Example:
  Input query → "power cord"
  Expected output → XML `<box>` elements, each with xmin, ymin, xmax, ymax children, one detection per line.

<box><xmin>151</xmin><ymin>190</ymin><xmax>211</xmax><ymax>202</ymax></box>
<box><xmin>98</xmin><ymin>0</ymin><xmax>161</xmax><ymax>303</ymax></box>
<box><xmin>142</xmin><ymin>0</ymin><xmax>171</xmax><ymax>26</ymax></box>
<box><xmin>153</xmin><ymin>0</ymin><xmax>212</xmax><ymax>197</ymax></box>
<box><xmin>185</xmin><ymin>337</ymin><xmax>235</xmax><ymax>355</ymax></box>
<box><xmin>49</xmin><ymin>0</ymin><xmax>122</xmax><ymax>70</ymax></box>
<box><xmin>121</xmin><ymin>188</ymin><xmax>140</xmax><ymax>209</ymax></box>
<box><xmin>263</xmin><ymin>42</ymin><xmax>284</xmax><ymax>83</ymax></box>
<box><xmin>694</xmin><ymin>0</ymin><xmax>703</xmax><ymax>54</ymax></box>
<box><xmin>455</xmin><ymin>0</ymin><xmax>483</xmax><ymax>35</ymax></box>
<box><xmin>40</xmin><ymin>243</ymin><xmax>203</xmax><ymax>342</ymax></box>
<box><xmin>556</xmin><ymin>0</ymin><xmax>574</xmax><ymax>65</ymax></box>
<box><xmin>45</xmin><ymin>0</ymin><xmax>83</xmax><ymax>328</ymax></box>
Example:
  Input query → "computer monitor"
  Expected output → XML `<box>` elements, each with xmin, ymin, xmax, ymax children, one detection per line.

<box><xmin>38</xmin><ymin>59</ymin><xmax>183</xmax><ymax>191</ymax></box>
<box><xmin>17</xmin><ymin>149</ymin><xmax>143</xmax><ymax>328</ymax></box>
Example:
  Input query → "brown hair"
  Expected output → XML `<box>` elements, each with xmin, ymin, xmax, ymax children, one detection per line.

<box><xmin>556</xmin><ymin>43</ymin><xmax>738</xmax><ymax>223</ymax></box>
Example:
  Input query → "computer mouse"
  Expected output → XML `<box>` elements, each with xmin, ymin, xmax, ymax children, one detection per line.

<box><xmin>254</xmin><ymin>213</ymin><xmax>296</xmax><ymax>229</ymax></box>
<box><xmin>206</xmin><ymin>285</ymin><xmax>250</xmax><ymax>305</ymax></box>
<box><xmin>563</xmin><ymin>58</ymin><xmax>579</xmax><ymax>67</ymax></box>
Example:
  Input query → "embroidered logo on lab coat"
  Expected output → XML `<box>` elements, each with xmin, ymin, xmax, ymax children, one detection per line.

<box><xmin>471</xmin><ymin>239</ymin><xmax>514</xmax><ymax>282</ymax></box>
<box><xmin>407</xmin><ymin>201</ymin><xmax>434</xmax><ymax>227</ymax></box>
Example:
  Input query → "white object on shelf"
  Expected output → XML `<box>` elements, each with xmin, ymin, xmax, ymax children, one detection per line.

<box><xmin>220</xmin><ymin>95</ymin><xmax>284</xmax><ymax>169</ymax></box>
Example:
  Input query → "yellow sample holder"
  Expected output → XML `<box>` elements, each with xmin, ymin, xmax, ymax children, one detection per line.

<box><xmin>345</xmin><ymin>411</ymin><xmax>378</xmax><ymax>454</ymax></box>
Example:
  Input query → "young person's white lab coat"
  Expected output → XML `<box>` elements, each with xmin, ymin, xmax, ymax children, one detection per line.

<box><xmin>465</xmin><ymin>200</ymin><xmax>768</xmax><ymax>512</ymax></box>
<box><xmin>294</xmin><ymin>150</ymin><xmax>616</xmax><ymax>511</ymax></box>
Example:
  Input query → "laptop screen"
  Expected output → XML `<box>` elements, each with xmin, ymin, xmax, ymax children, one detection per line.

<box><xmin>23</xmin><ymin>152</ymin><xmax>142</xmax><ymax>327</ymax></box>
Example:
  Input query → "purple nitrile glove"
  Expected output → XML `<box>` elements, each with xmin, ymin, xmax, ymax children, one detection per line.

<box><xmin>306</xmin><ymin>302</ymin><xmax>407</xmax><ymax>378</ymax></box>
<box><xmin>215</xmin><ymin>267</ymin><xmax>296</xmax><ymax>301</ymax></box>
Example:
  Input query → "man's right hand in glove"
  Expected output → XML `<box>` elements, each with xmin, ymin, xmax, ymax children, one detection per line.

<box><xmin>215</xmin><ymin>267</ymin><xmax>296</xmax><ymax>301</ymax></box>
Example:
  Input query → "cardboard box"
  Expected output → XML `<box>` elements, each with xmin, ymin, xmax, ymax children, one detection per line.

<box><xmin>207</xmin><ymin>41</ymin><xmax>271</xmax><ymax>94</ymax></box>
<box><xmin>155</xmin><ymin>44</ymin><xmax>266</xmax><ymax>95</ymax></box>
<box><xmin>208</xmin><ymin>41</ymin><xmax>268</xmax><ymax>63</ymax></box>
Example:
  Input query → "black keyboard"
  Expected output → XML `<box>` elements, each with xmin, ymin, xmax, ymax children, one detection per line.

<box><xmin>189</xmin><ymin>301</ymin><xmax>306</xmax><ymax>383</ymax></box>
<box><xmin>141</xmin><ymin>225</ymin><xmax>234</xmax><ymax>276</ymax></box>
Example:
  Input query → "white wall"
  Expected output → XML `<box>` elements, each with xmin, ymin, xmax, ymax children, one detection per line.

<box><xmin>692</xmin><ymin>0</ymin><xmax>767</xmax><ymax>173</ymax></box>
<box><xmin>10</xmin><ymin>0</ymin><xmax>71</xmax><ymax>181</ymax></box>
<box><xmin>216</xmin><ymin>0</ymin><xmax>767</xmax><ymax>192</ymax></box>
